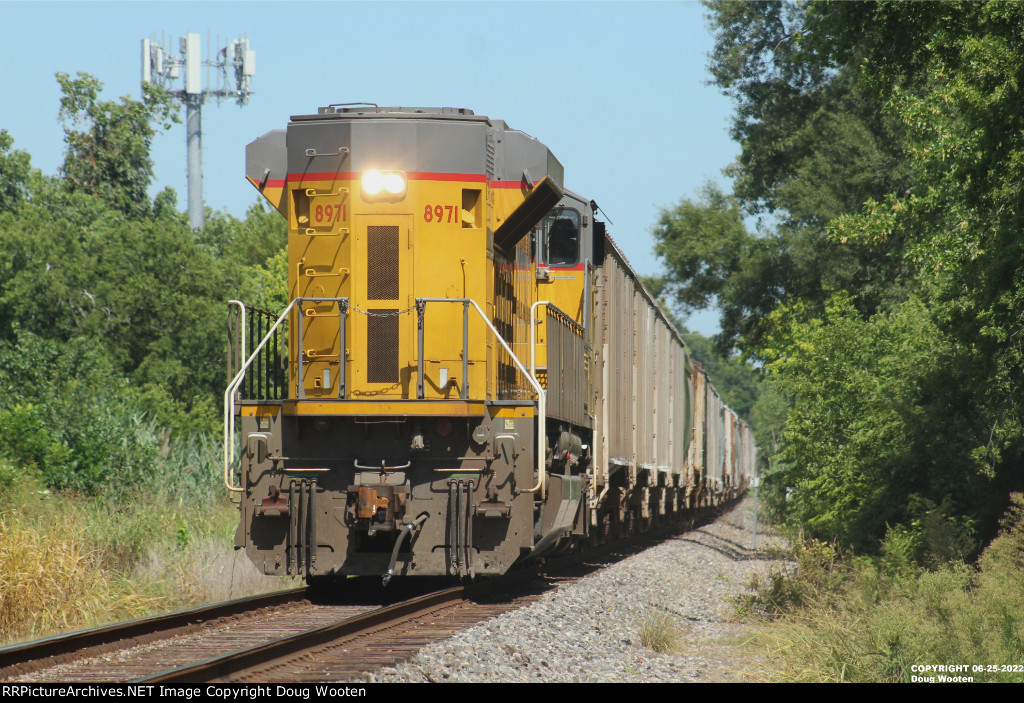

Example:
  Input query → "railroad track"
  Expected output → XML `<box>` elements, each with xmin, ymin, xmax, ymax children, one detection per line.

<box><xmin>0</xmin><ymin>589</ymin><xmax>315</xmax><ymax>683</ymax></box>
<box><xmin>0</xmin><ymin>568</ymin><xmax>593</xmax><ymax>683</ymax></box>
<box><xmin>144</xmin><ymin>570</ymin><xmax>597</xmax><ymax>683</ymax></box>
<box><xmin>149</xmin><ymin>587</ymin><xmax>471</xmax><ymax>682</ymax></box>
<box><xmin>1</xmin><ymin>509</ymin><xmax>727</xmax><ymax>683</ymax></box>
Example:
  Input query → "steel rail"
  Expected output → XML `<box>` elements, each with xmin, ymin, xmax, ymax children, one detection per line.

<box><xmin>137</xmin><ymin>586</ymin><xmax>466</xmax><ymax>683</ymax></box>
<box><xmin>137</xmin><ymin>506</ymin><xmax>735</xmax><ymax>684</ymax></box>
<box><xmin>0</xmin><ymin>588</ymin><xmax>307</xmax><ymax>675</ymax></box>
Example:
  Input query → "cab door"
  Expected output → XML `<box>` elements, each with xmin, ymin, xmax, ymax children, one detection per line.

<box><xmin>350</xmin><ymin>215</ymin><xmax>414</xmax><ymax>397</ymax></box>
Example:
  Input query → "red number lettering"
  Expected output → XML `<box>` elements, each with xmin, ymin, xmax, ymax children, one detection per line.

<box><xmin>423</xmin><ymin>204</ymin><xmax>461</xmax><ymax>223</ymax></box>
<box><xmin>336</xmin><ymin>204</ymin><xmax>344</xmax><ymax>222</ymax></box>
<box><xmin>325</xmin><ymin>204</ymin><xmax>333</xmax><ymax>222</ymax></box>
<box><xmin>315</xmin><ymin>204</ymin><xmax>323</xmax><ymax>222</ymax></box>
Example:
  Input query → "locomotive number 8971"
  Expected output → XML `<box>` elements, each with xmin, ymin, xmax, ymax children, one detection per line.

<box><xmin>225</xmin><ymin>104</ymin><xmax>755</xmax><ymax>583</ymax></box>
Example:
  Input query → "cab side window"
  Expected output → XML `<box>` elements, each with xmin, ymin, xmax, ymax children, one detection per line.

<box><xmin>543</xmin><ymin>209</ymin><xmax>580</xmax><ymax>266</ymax></box>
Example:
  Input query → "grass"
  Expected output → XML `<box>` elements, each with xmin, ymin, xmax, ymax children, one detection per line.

<box><xmin>135</xmin><ymin>537</ymin><xmax>291</xmax><ymax>604</ymax></box>
<box><xmin>637</xmin><ymin>605</ymin><xmax>680</xmax><ymax>654</ymax></box>
<box><xmin>0</xmin><ymin>471</ymin><xmax>290</xmax><ymax>645</ymax></box>
<box><xmin>0</xmin><ymin>511</ymin><xmax>155</xmax><ymax>642</ymax></box>
<box><xmin>740</xmin><ymin>494</ymin><xmax>1024</xmax><ymax>682</ymax></box>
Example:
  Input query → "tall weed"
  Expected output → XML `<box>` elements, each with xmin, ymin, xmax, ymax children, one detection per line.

<box><xmin>0</xmin><ymin>513</ymin><xmax>154</xmax><ymax>642</ymax></box>
<box><xmin>637</xmin><ymin>606</ymin><xmax>680</xmax><ymax>654</ymax></box>
<box><xmin>135</xmin><ymin>538</ymin><xmax>291</xmax><ymax>605</ymax></box>
<box><xmin>0</xmin><ymin>469</ymin><xmax>283</xmax><ymax>644</ymax></box>
<box><xmin>745</xmin><ymin>494</ymin><xmax>1024</xmax><ymax>682</ymax></box>
<box><xmin>738</xmin><ymin>538</ymin><xmax>841</xmax><ymax>616</ymax></box>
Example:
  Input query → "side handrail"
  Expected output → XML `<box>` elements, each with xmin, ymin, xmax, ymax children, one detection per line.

<box><xmin>223</xmin><ymin>298</ymin><xmax>299</xmax><ymax>494</ymax></box>
<box><xmin>416</xmin><ymin>298</ymin><xmax>548</xmax><ymax>499</ymax></box>
<box><xmin>227</xmin><ymin>300</ymin><xmax>246</xmax><ymax>384</ymax></box>
<box><xmin>224</xmin><ymin>297</ymin><xmax>349</xmax><ymax>494</ymax></box>
<box><xmin>225</xmin><ymin>296</ymin><xmax>547</xmax><ymax>499</ymax></box>
<box><xmin>529</xmin><ymin>300</ymin><xmax>583</xmax><ymax>377</ymax></box>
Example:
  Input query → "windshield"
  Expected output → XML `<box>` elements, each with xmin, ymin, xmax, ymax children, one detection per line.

<box><xmin>542</xmin><ymin>209</ymin><xmax>580</xmax><ymax>266</ymax></box>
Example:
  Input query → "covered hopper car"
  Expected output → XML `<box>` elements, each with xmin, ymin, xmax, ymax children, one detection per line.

<box><xmin>226</xmin><ymin>104</ymin><xmax>756</xmax><ymax>583</ymax></box>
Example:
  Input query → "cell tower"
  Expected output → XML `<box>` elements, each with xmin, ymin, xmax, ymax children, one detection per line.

<box><xmin>142</xmin><ymin>32</ymin><xmax>255</xmax><ymax>230</ymax></box>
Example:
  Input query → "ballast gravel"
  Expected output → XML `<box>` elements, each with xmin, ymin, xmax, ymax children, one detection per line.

<box><xmin>369</xmin><ymin>498</ymin><xmax>789</xmax><ymax>683</ymax></box>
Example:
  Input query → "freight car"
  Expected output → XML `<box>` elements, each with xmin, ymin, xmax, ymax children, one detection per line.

<box><xmin>225</xmin><ymin>104</ymin><xmax>755</xmax><ymax>583</ymax></box>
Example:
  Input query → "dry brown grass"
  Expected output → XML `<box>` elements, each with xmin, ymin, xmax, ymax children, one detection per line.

<box><xmin>0</xmin><ymin>514</ymin><xmax>155</xmax><ymax>642</ymax></box>
<box><xmin>637</xmin><ymin>606</ymin><xmax>680</xmax><ymax>654</ymax></box>
<box><xmin>134</xmin><ymin>538</ymin><xmax>294</xmax><ymax>605</ymax></box>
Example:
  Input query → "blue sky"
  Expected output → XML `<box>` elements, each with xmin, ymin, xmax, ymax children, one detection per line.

<box><xmin>0</xmin><ymin>1</ymin><xmax>737</xmax><ymax>335</ymax></box>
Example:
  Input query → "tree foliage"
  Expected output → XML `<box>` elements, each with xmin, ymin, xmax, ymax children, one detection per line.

<box><xmin>0</xmin><ymin>329</ymin><xmax>158</xmax><ymax>493</ymax></box>
<box><xmin>0</xmin><ymin>130</ymin><xmax>35</xmax><ymax>213</ymax></box>
<box><xmin>57</xmin><ymin>72</ymin><xmax>178</xmax><ymax>218</ymax></box>
<box><xmin>765</xmin><ymin>295</ymin><xmax>987</xmax><ymax>547</ymax></box>
<box><xmin>705</xmin><ymin>1</ymin><xmax>911</xmax><ymax>226</ymax></box>
<box><xmin>659</xmin><ymin>2</ymin><xmax>912</xmax><ymax>354</ymax></box>
<box><xmin>0</xmin><ymin>72</ymin><xmax>286</xmax><ymax>476</ymax></box>
<box><xmin>651</xmin><ymin>1</ymin><xmax>1024</xmax><ymax>550</ymax></box>
<box><xmin>0</xmin><ymin>190</ymin><xmax>233</xmax><ymax>411</ymax></box>
<box><xmin>652</xmin><ymin>183</ymin><xmax>749</xmax><ymax>316</ymax></box>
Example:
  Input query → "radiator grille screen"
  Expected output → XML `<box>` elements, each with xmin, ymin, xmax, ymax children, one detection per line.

<box><xmin>367</xmin><ymin>225</ymin><xmax>399</xmax><ymax>300</ymax></box>
<box><xmin>367</xmin><ymin>310</ymin><xmax>399</xmax><ymax>383</ymax></box>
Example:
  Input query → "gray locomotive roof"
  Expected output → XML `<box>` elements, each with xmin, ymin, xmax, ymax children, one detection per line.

<box><xmin>292</xmin><ymin>105</ymin><xmax>500</xmax><ymax>125</ymax></box>
<box><xmin>272</xmin><ymin>105</ymin><xmax>560</xmax><ymax>191</ymax></box>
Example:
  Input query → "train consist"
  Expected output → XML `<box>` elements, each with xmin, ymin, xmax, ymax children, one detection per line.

<box><xmin>226</xmin><ymin>104</ymin><xmax>756</xmax><ymax>582</ymax></box>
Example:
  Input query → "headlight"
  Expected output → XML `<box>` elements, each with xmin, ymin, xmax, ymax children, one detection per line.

<box><xmin>383</xmin><ymin>172</ymin><xmax>405</xmax><ymax>194</ymax></box>
<box><xmin>362</xmin><ymin>171</ymin><xmax>385</xmax><ymax>195</ymax></box>
<box><xmin>361</xmin><ymin>170</ymin><xmax>407</xmax><ymax>201</ymax></box>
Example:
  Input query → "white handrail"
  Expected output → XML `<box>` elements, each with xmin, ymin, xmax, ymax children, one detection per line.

<box><xmin>419</xmin><ymin>298</ymin><xmax>547</xmax><ymax>499</ymax></box>
<box><xmin>223</xmin><ymin>298</ymin><xmax>299</xmax><ymax>493</ymax></box>
<box><xmin>229</xmin><ymin>300</ymin><xmax>246</xmax><ymax>379</ymax></box>
<box><xmin>224</xmin><ymin>297</ymin><xmax>548</xmax><ymax>500</ymax></box>
<box><xmin>471</xmin><ymin>299</ymin><xmax>547</xmax><ymax>500</ymax></box>
<box><xmin>527</xmin><ymin>300</ymin><xmax>551</xmax><ymax>499</ymax></box>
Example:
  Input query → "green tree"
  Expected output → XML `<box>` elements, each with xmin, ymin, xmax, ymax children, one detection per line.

<box><xmin>661</xmin><ymin>2</ymin><xmax>912</xmax><ymax>355</ymax></box>
<box><xmin>765</xmin><ymin>295</ymin><xmax>986</xmax><ymax>548</ymax></box>
<box><xmin>705</xmin><ymin>1</ymin><xmax>910</xmax><ymax>225</ymax></box>
<box><xmin>204</xmin><ymin>201</ymin><xmax>288</xmax><ymax>269</ymax></box>
<box><xmin>0</xmin><ymin>130</ymin><xmax>34</xmax><ymax>213</ymax></box>
<box><xmin>651</xmin><ymin>183</ymin><xmax>750</xmax><ymax>318</ymax></box>
<box><xmin>0</xmin><ymin>192</ymin><xmax>246</xmax><ymax>434</ymax></box>
<box><xmin>0</xmin><ymin>70</ymin><xmax>294</xmax><ymax>492</ymax></box>
<box><xmin>57</xmin><ymin>72</ymin><xmax>178</xmax><ymax>218</ymax></box>
<box><xmin>661</xmin><ymin>1</ymin><xmax>1024</xmax><ymax>551</ymax></box>
<box><xmin>822</xmin><ymin>1</ymin><xmax>1024</xmax><ymax>516</ymax></box>
<box><xmin>0</xmin><ymin>328</ymin><xmax>158</xmax><ymax>493</ymax></box>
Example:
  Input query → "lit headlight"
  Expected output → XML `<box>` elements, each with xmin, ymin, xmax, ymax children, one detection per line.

<box><xmin>362</xmin><ymin>171</ymin><xmax>385</xmax><ymax>195</ymax></box>
<box><xmin>384</xmin><ymin>172</ymin><xmax>405</xmax><ymax>194</ymax></box>
<box><xmin>361</xmin><ymin>170</ymin><xmax>407</xmax><ymax>201</ymax></box>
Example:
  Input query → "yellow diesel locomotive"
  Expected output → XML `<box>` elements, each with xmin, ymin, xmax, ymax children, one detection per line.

<box><xmin>226</xmin><ymin>104</ymin><xmax>755</xmax><ymax>582</ymax></box>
